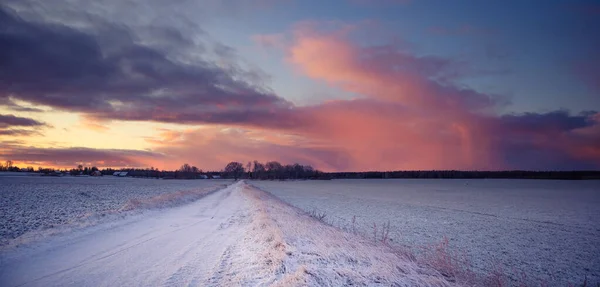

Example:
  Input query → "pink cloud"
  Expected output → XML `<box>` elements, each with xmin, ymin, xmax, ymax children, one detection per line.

<box><xmin>148</xmin><ymin>127</ymin><xmax>350</xmax><ymax>171</ymax></box>
<box><xmin>138</xmin><ymin>24</ymin><xmax>600</xmax><ymax>171</ymax></box>
<box><xmin>272</xmin><ymin>25</ymin><xmax>599</xmax><ymax>171</ymax></box>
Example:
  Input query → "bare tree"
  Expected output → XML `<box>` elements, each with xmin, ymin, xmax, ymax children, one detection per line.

<box><xmin>179</xmin><ymin>163</ymin><xmax>192</xmax><ymax>172</ymax></box>
<box><xmin>246</xmin><ymin>162</ymin><xmax>252</xmax><ymax>179</ymax></box>
<box><xmin>253</xmin><ymin>161</ymin><xmax>266</xmax><ymax>179</ymax></box>
<box><xmin>3</xmin><ymin>160</ymin><xmax>13</xmax><ymax>171</ymax></box>
<box><xmin>224</xmin><ymin>162</ymin><xmax>245</xmax><ymax>180</ymax></box>
<box><xmin>265</xmin><ymin>161</ymin><xmax>283</xmax><ymax>179</ymax></box>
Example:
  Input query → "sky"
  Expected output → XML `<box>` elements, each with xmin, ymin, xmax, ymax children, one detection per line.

<box><xmin>0</xmin><ymin>0</ymin><xmax>599</xmax><ymax>171</ymax></box>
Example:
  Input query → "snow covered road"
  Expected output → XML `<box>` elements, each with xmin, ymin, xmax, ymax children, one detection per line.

<box><xmin>0</xmin><ymin>182</ymin><xmax>252</xmax><ymax>287</ymax></box>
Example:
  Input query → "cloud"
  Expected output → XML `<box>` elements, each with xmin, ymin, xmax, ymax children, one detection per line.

<box><xmin>288</xmin><ymin>26</ymin><xmax>499</xmax><ymax>112</ymax></box>
<box><xmin>0</xmin><ymin>144</ymin><xmax>164</xmax><ymax>168</ymax></box>
<box><xmin>0</xmin><ymin>114</ymin><xmax>45</xmax><ymax>128</ymax></box>
<box><xmin>1</xmin><ymin>3</ymin><xmax>598</xmax><ymax>171</ymax></box>
<box><xmin>0</xmin><ymin>129</ymin><xmax>40</xmax><ymax>136</ymax></box>
<box><xmin>491</xmin><ymin>111</ymin><xmax>600</xmax><ymax>170</ymax></box>
<box><xmin>0</xmin><ymin>5</ymin><xmax>290</xmax><ymax>125</ymax></box>
<box><xmin>277</xmin><ymin>25</ymin><xmax>600</xmax><ymax>170</ymax></box>
<box><xmin>0</xmin><ymin>98</ymin><xmax>44</xmax><ymax>112</ymax></box>
<box><xmin>149</xmin><ymin>126</ymin><xmax>353</xmax><ymax>171</ymax></box>
<box><xmin>0</xmin><ymin>114</ymin><xmax>47</xmax><ymax>137</ymax></box>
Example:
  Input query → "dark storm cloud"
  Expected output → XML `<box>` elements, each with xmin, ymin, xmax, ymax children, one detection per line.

<box><xmin>499</xmin><ymin>110</ymin><xmax>596</xmax><ymax>133</ymax></box>
<box><xmin>493</xmin><ymin>110</ymin><xmax>600</xmax><ymax>170</ymax></box>
<box><xmin>0</xmin><ymin>98</ymin><xmax>44</xmax><ymax>112</ymax></box>
<box><xmin>0</xmin><ymin>114</ymin><xmax>45</xmax><ymax>128</ymax></box>
<box><xmin>0</xmin><ymin>6</ymin><xmax>290</xmax><ymax>125</ymax></box>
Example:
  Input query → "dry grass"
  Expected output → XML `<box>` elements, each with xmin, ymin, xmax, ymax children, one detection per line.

<box><xmin>319</xmin><ymin>214</ymin><xmax>599</xmax><ymax>287</ymax></box>
<box><xmin>417</xmin><ymin>237</ymin><xmax>477</xmax><ymax>285</ymax></box>
<box><xmin>307</xmin><ymin>209</ymin><xmax>327</xmax><ymax>222</ymax></box>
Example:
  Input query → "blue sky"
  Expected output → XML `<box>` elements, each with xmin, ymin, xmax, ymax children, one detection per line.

<box><xmin>202</xmin><ymin>0</ymin><xmax>600</xmax><ymax>112</ymax></box>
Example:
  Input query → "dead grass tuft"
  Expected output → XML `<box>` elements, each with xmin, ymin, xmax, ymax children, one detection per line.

<box><xmin>308</xmin><ymin>209</ymin><xmax>327</xmax><ymax>222</ymax></box>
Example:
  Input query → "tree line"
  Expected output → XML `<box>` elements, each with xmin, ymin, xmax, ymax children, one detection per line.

<box><xmin>222</xmin><ymin>161</ymin><xmax>322</xmax><ymax>180</ymax></box>
<box><xmin>324</xmin><ymin>170</ymin><xmax>600</xmax><ymax>180</ymax></box>
<box><xmin>2</xmin><ymin>160</ymin><xmax>599</xmax><ymax>180</ymax></box>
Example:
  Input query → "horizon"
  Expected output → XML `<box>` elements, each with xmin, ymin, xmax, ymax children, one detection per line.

<box><xmin>3</xmin><ymin>161</ymin><xmax>600</xmax><ymax>174</ymax></box>
<box><xmin>1</xmin><ymin>0</ymin><xmax>599</xmax><ymax>171</ymax></box>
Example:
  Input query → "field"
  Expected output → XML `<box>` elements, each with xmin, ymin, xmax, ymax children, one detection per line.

<box><xmin>1</xmin><ymin>176</ymin><xmax>599</xmax><ymax>286</ymax></box>
<box><xmin>253</xmin><ymin>179</ymin><xmax>600</xmax><ymax>285</ymax></box>
<box><xmin>1</xmin><ymin>178</ymin><xmax>463</xmax><ymax>286</ymax></box>
<box><xmin>0</xmin><ymin>176</ymin><xmax>227</xmax><ymax>247</ymax></box>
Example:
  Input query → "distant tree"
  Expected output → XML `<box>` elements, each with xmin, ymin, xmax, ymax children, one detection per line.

<box><xmin>265</xmin><ymin>161</ymin><xmax>283</xmax><ymax>179</ymax></box>
<box><xmin>191</xmin><ymin>166</ymin><xmax>199</xmax><ymax>173</ymax></box>
<box><xmin>252</xmin><ymin>161</ymin><xmax>266</xmax><ymax>179</ymax></box>
<box><xmin>179</xmin><ymin>163</ymin><xmax>192</xmax><ymax>173</ymax></box>
<box><xmin>284</xmin><ymin>164</ymin><xmax>294</xmax><ymax>179</ymax></box>
<box><xmin>4</xmin><ymin>160</ymin><xmax>14</xmax><ymax>171</ymax></box>
<box><xmin>246</xmin><ymin>162</ymin><xmax>252</xmax><ymax>178</ymax></box>
<box><xmin>224</xmin><ymin>162</ymin><xmax>245</xmax><ymax>180</ymax></box>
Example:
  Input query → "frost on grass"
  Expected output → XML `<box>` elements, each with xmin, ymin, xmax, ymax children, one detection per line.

<box><xmin>0</xmin><ymin>176</ymin><xmax>226</xmax><ymax>248</ymax></box>
<box><xmin>237</xmin><ymin>183</ymin><xmax>460</xmax><ymax>287</ymax></box>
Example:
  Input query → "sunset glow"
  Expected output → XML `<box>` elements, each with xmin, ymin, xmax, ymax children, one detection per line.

<box><xmin>1</xmin><ymin>0</ymin><xmax>599</xmax><ymax>171</ymax></box>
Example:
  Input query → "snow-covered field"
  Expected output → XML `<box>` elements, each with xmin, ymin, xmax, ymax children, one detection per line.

<box><xmin>1</xmin><ymin>177</ymin><xmax>598</xmax><ymax>286</ymax></box>
<box><xmin>0</xmin><ymin>176</ymin><xmax>227</xmax><ymax>247</ymax></box>
<box><xmin>252</xmin><ymin>179</ymin><xmax>600</xmax><ymax>286</ymax></box>
<box><xmin>1</xmin><ymin>181</ymin><xmax>460</xmax><ymax>287</ymax></box>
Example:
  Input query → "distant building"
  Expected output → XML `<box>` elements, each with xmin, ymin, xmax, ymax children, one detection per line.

<box><xmin>199</xmin><ymin>174</ymin><xmax>208</xmax><ymax>179</ymax></box>
<box><xmin>113</xmin><ymin>171</ymin><xmax>120</xmax><ymax>176</ymax></box>
<box><xmin>118</xmin><ymin>172</ymin><xmax>128</xmax><ymax>177</ymax></box>
<box><xmin>211</xmin><ymin>175</ymin><xmax>221</xmax><ymax>179</ymax></box>
<box><xmin>91</xmin><ymin>170</ymin><xmax>102</xmax><ymax>176</ymax></box>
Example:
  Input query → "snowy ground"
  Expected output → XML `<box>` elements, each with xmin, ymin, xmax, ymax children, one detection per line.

<box><xmin>0</xmin><ymin>181</ymin><xmax>459</xmax><ymax>287</ymax></box>
<box><xmin>252</xmin><ymin>179</ymin><xmax>600</xmax><ymax>286</ymax></box>
<box><xmin>0</xmin><ymin>176</ymin><xmax>227</xmax><ymax>247</ymax></box>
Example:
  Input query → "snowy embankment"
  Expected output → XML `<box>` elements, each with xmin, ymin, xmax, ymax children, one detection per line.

<box><xmin>0</xmin><ymin>181</ymin><xmax>460</xmax><ymax>287</ymax></box>
<box><xmin>240</xmin><ymin>183</ymin><xmax>461</xmax><ymax>286</ymax></box>
<box><xmin>0</xmin><ymin>176</ymin><xmax>227</xmax><ymax>248</ymax></box>
<box><xmin>252</xmin><ymin>179</ymin><xmax>600</xmax><ymax>286</ymax></box>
